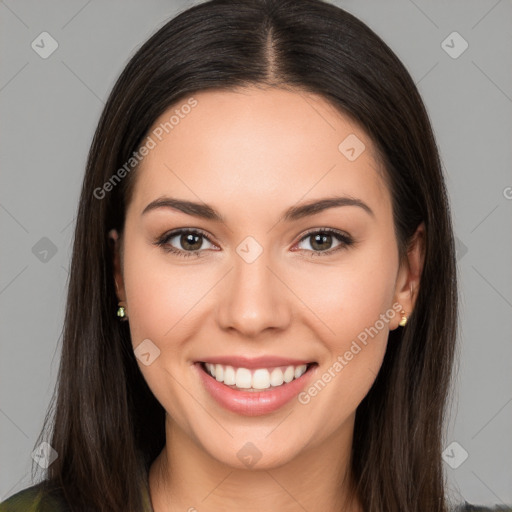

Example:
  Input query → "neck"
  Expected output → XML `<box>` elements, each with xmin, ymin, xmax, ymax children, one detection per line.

<box><xmin>149</xmin><ymin>413</ymin><xmax>362</xmax><ymax>512</ymax></box>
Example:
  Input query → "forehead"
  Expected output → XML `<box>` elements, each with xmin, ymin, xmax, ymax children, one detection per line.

<box><xmin>128</xmin><ymin>87</ymin><xmax>390</xmax><ymax>219</ymax></box>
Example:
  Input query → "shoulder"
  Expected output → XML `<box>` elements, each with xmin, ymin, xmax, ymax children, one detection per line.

<box><xmin>452</xmin><ymin>503</ymin><xmax>512</xmax><ymax>511</ymax></box>
<box><xmin>0</xmin><ymin>482</ymin><xmax>68</xmax><ymax>512</ymax></box>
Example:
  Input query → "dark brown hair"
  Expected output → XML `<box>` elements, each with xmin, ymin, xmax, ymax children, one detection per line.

<box><xmin>33</xmin><ymin>0</ymin><xmax>457</xmax><ymax>510</ymax></box>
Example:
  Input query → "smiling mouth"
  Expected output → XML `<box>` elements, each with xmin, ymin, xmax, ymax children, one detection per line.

<box><xmin>197</xmin><ymin>361</ymin><xmax>318</xmax><ymax>392</ymax></box>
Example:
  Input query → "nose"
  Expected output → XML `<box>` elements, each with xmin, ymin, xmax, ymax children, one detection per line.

<box><xmin>215</xmin><ymin>246</ymin><xmax>292</xmax><ymax>338</ymax></box>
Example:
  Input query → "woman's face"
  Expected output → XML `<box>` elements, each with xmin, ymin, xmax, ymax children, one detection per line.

<box><xmin>111</xmin><ymin>87</ymin><xmax>422</xmax><ymax>470</ymax></box>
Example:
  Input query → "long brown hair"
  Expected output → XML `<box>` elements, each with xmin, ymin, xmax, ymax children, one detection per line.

<box><xmin>33</xmin><ymin>0</ymin><xmax>458</xmax><ymax>510</ymax></box>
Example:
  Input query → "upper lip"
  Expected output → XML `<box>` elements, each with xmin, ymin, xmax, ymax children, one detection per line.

<box><xmin>197</xmin><ymin>355</ymin><xmax>316</xmax><ymax>369</ymax></box>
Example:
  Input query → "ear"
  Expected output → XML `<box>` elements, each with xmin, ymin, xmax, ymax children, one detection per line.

<box><xmin>108</xmin><ymin>229</ymin><xmax>126</xmax><ymax>303</ymax></box>
<box><xmin>390</xmin><ymin>222</ymin><xmax>425</xmax><ymax>330</ymax></box>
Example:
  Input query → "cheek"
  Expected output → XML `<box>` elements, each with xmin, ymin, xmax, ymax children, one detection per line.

<box><xmin>120</xmin><ymin>239</ymin><xmax>207</xmax><ymax>422</ymax></box>
<box><xmin>294</xmin><ymin>240</ymin><xmax>398</xmax><ymax>345</ymax></box>
<box><xmin>293</xmin><ymin>241</ymin><xmax>398</xmax><ymax>418</ymax></box>
<box><xmin>121</xmin><ymin>236</ymin><xmax>205</xmax><ymax>351</ymax></box>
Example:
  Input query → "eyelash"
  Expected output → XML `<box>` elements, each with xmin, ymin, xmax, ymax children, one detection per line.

<box><xmin>154</xmin><ymin>227</ymin><xmax>354</xmax><ymax>259</ymax></box>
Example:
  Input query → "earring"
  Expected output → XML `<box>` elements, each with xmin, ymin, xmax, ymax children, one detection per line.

<box><xmin>399</xmin><ymin>309</ymin><xmax>408</xmax><ymax>327</ymax></box>
<box><xmin>117</xmin><ymin>303</ymin><xmax>128</xmax><ymax>321</ymax></box>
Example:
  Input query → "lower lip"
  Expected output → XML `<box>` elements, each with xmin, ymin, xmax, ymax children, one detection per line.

<box><xmin>194</xmin><ymin>362</ymin><xmax>318</xmax><ymax>416</ymax></box>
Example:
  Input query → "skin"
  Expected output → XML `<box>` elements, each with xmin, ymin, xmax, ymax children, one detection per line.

<box><xmin>110</xmin><ymin>86</ymin><xmax>425</xmax><ymax>512</ymax></box>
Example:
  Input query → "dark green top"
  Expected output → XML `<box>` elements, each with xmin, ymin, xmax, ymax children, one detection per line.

<box><xmin>0</xmin><ymin>482</ymin><xmax>510</xmax><ymax>511</ymax></box>
<box><xmin>0</xmin><ymin>482</ymin><xmax>154</xmax><ymax>512</ymax></box>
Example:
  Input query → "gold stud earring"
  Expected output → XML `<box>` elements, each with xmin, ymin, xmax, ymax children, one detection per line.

<box><xmin>117</xmin><ymin>303</ymin><xmax>128</xmax><ymax>321</ymax></box>
<box><xmin>399</xmin><ymin>309</ymin><xmax>408</xmax><ymax>327</ymax></box>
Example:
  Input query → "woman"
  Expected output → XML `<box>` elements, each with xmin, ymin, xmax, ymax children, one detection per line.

<box><xmin>1</xmin><ymin>0</ymin><xmax>507</xmax><ymax>511</ymax></box>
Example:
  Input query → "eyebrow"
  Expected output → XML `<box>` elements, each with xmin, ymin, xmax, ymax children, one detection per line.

<box><xmin>141</xmin><ymin>195</ymin><xmax>374</xmax><ymax>222</ymax></box>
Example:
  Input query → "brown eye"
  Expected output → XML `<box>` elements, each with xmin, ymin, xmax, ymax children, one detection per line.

<box><xmin>155</xmin><ymin>229</ymin><xmax>215</xmax><ymax>257</ymax></box>
<box><xmin>296</xmin><ymin>229</ymin><xmax>353</xmax><ymax>256</ymax></box>
<box><xmin>178</xmin><ymin>232</ymin><xmax>203</xmax><ymax>251</ymax></box>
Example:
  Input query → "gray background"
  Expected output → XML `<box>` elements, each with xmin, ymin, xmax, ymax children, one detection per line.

<box><xmin>1</xmin><ymin>0</ymin><xmax>511</xmax><ymax>506</ymax></box>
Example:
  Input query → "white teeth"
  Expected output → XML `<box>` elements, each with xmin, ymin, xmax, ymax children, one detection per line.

<box><xmin>294</xmin><ymin>365</ymin><xmax>307</xmax><ymax>379</ymax></box>
<box><xmin>283</xmin><ymin>366</ymin><xmax>295</xmax><ymax>383</ymax></box>
<box><xmin>252</xmin><ymin>369</ymin><xmax>271</xmax><ymax>389</ymax></box>
<box><xmin>215</xmin><ymin>364</ymin><xmax>224</xmax><ymax>382</ymax></box>
<box><xmin>235</xmin><ymin>367</ymin><xmax>252</xmax><ymax>388</ymax></box>
<box><xmin>223</xmin><ymin>365</ymin><xmax>236</xmax><ymax>385</ymax></box>
<box><xmin>203</xmin><ymin>362</ymin><xmax>310</xmax><ymax>389</ymax></box>
<box><xmin>270</xmin><ymin>368</ymin><xmax>284</xmax><ymax>386</ymax></box>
